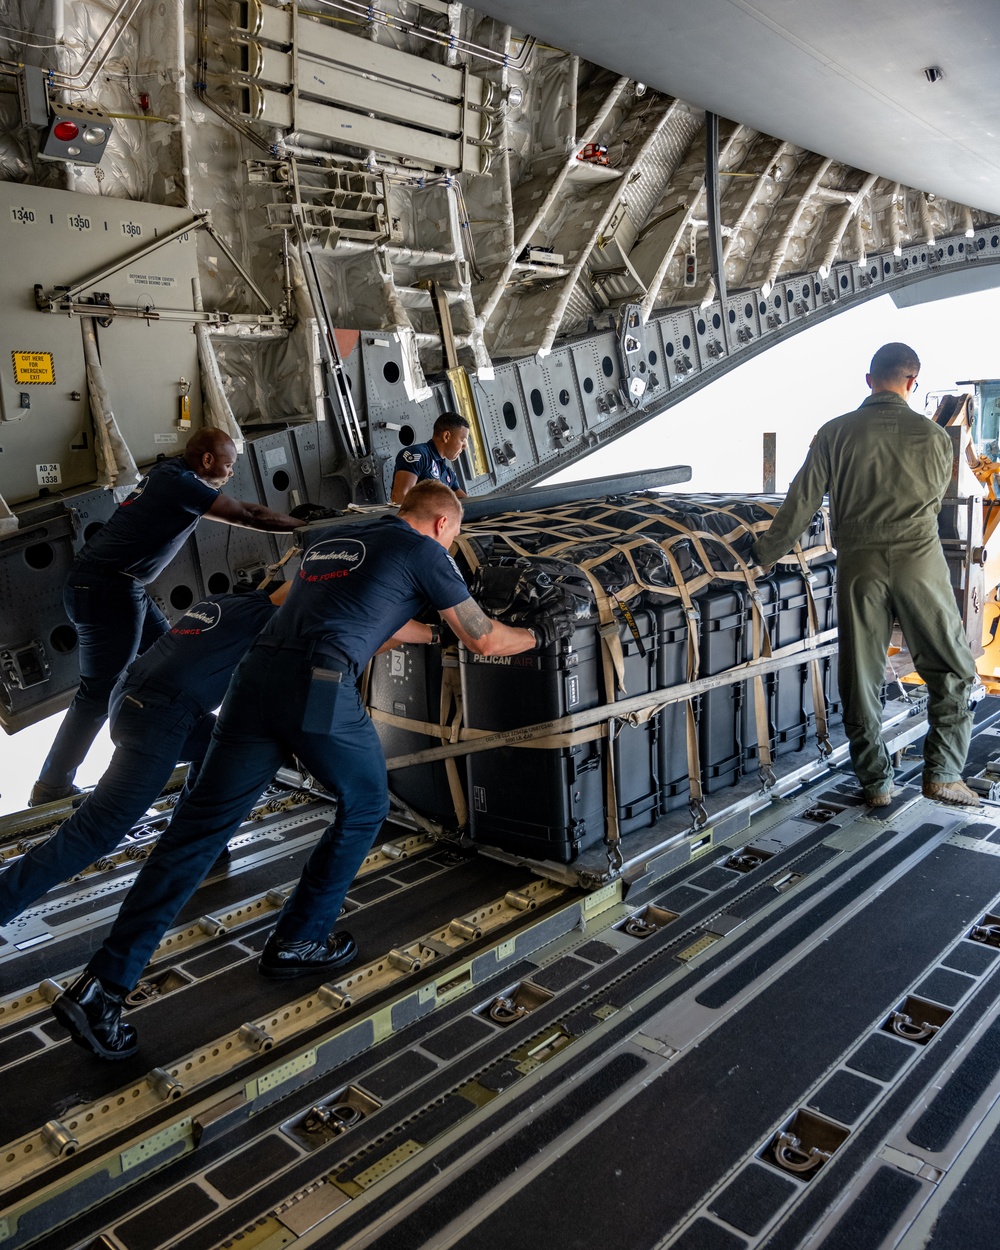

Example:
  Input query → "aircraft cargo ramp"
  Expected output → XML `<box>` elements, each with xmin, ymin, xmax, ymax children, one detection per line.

<box><xmin>5</xmin><ymin>703</ymin><xmax>1000</xmax><ymax>1250</ymax></box>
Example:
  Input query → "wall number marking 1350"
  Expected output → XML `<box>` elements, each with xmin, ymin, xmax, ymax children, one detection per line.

<box><xmin>68</xmin><ymin>213</ymin><xmax>92</xmax><ymax>232</ymax></box>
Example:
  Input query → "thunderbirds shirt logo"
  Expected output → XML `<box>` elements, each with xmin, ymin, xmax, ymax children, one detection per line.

<box><xmin>301</xmin><ymin>537</ymin><xmax>367</xmax><ymax>583</ymax></box>
<box><xmin>172</xmin><ymin>600</ymin><xmax>222</xmax><ymax>635</ymax></box>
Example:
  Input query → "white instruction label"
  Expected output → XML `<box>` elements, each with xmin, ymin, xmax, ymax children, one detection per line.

<box><xmin>36</xmin><ymin>462</ymin><xmax>62</xmax><ymax>486</ymax></box>
<box><xmin>154</xmin><ymin>433</ymin><xmax>178</xmax><ymax>444</ymax></box>
<box><xmin>264</xmin><ymin>446</ymin><xmax>288</xmax><ymax>469</ymax></box>
<box><xmin>126</xmin><ymin>271</ymin><xmax>175</xmax><ymax>289</ymax></box>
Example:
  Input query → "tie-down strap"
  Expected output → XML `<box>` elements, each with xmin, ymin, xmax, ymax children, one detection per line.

<box><xmin>372</xmin><ymin>630</ymin><xmax>838</xmax><ymax>770</ymax></box>
<box><xmin>388</xmin><ymin>498</ymin><xmax>835</xmax><ymax>844</ymax></box>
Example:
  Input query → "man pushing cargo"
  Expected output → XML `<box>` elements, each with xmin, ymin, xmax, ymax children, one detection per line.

<box><xmin>0</xmin><ymin>582</ymin><xmax>289</xmax><ymax>925</ymax></box>
<box><xmin>753</xmin><ymin>342</ymin><xmax>979</xmax><ymax>810</ymax></box>
<box><xmin>30</xmin><ymin>429</ymin><xmax>301</xmax><ymax>807</ymax></box>
<box><xmin>49</xmin><ymin>480</ymin><xmax>574</xmax><ymax>1060</ymax></box>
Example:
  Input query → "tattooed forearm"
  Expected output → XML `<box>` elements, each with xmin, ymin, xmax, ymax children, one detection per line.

<box><xmin>454</xmin><ymin>598</ymin><xmax>495</xmax><ymax>640</ymax></box>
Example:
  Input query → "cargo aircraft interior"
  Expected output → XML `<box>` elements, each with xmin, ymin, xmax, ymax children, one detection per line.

<box><xmin>3</xmin><ymin>2</ymin><xmax>1000</xmax><ymax>1248</ymax></box>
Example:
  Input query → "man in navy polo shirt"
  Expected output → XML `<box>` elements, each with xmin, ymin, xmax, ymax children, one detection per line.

<box><xmin>1</xmin><ymin>583</ymin><xmax>288</xmax><ymax>924</ymax></box>
<box><xmin>51</xmin><ymin>481</ymin><xmax>574</xmax><ymax>1059</ymax></box>
<box><xmin>390</xmin><ymin>412</ymin><xmax>470</xmax><ymax>503</ymax></box>
<box><xmin>30</xmin><ymin>428</ymin><xmax>300</xmax><ymax>807</ymax></box>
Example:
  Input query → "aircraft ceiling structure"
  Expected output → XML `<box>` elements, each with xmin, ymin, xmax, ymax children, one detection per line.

<box><xmin>1</xmin><ymin>0</ymin><xmax>997</xmax><ymax>376</ymax></box>
<box><xmin>0</xmin><ymin>0</ymin><xmax>998</xmax><ymax>534</ymax></box>
<box><xmin>0</xmin><ymin>0</ymin><xmax>997</xmax><ymax>481</ymax></box>
<box><xmin>476</xmin><ymin>0</ymin><xmax>1000</xmax><ymax>220</ymax></box>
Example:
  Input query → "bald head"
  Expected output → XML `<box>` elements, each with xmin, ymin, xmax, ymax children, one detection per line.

<box><xmin>398</xmin><ymin>479</ymin><xmax>463</xmax><ymax>549</ymax></box>
<box><xmin>183</xmin><ymin>427</ymin><xmax>237</xmax><ymax>489</ymax></box>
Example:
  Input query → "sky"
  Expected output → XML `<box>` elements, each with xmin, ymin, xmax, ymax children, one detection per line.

<box><xmin>1</xmin><ymin>286</ymin><xmax>998</xmax><ymax>815</ymax></box>
<box><xmin>545</xmin><ymin>288</ymin><xmax>1000</xmax><ymax>494</ymax></box>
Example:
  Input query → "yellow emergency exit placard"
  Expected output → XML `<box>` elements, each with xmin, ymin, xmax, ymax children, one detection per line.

<box><xmin>12</xmin><ymin>351</ymin><xmax>55</xmax><ymax>385</ymax></box>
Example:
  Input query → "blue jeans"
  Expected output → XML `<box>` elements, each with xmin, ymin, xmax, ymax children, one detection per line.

<box><xmin>0</xmin><ymin>688</ymin><xmax>213</xmax><ymax>924</ymax></box>
<box><xmin>37</xmin><ymin>566</ymin><xmax>170</xmax><ymax>790</ymax></box>
<box><xmin>89</xmin><ymin>645</ymin><xmax>390</xmax><ymax>992</ymax></box>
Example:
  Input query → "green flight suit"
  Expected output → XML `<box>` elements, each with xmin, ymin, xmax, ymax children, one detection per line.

<box><xmin>754</xmin><ymin>391</ymin><xmax>975</xmax><ymax>793</ymax></box>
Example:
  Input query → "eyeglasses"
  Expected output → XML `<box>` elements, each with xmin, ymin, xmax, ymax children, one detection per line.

<box><xmin>907</xmin><ymin>375</ymin><xmax>920</xmax><ymax>392</ymax></box>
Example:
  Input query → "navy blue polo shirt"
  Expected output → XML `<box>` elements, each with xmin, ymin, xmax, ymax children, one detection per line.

<box><xmin>393</xmin><ymin>440</ymin><xmax>460</xmax><ymax>492</ymax></box>
<box><xmin>262</xmin><ymin>515</ymin><xmax>470</xmax><ymax>671</ymax></box>
<box><xmin>123</xmin><ymin>591</ymin><xmax>276</xmax><ymax>714</ymax></box>
<box><xmin>76</xmin><ymin>456</ymin><xmax>220</xmax><ymax>583</ymax></box>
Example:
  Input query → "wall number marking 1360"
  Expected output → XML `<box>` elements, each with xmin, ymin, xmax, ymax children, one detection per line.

<box><xmin>121</xmin><ymin>220</ymin><xmax>142</xmax><ymax>238</ymax></box>
<box><xmin>68</xmin><ymin>213</ymin><xmax>92</xmax><ymax>232</ymax></box>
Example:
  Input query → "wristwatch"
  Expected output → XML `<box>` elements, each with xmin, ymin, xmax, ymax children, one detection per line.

<box><xmin>429</xmin><ymin>624</ymin><xmax>441</xmax><ymax>645</ymax></box>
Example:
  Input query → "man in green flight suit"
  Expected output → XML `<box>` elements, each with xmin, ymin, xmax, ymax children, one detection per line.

<box><xmin>753</xmin><ymin>341</ymin><xmax>979</xmax><ymax>809</ymax></box>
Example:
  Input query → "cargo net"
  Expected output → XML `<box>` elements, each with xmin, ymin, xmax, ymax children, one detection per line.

<box><xmin>368</xmin><ymin>493</ymin><xmax>838</xmax><ymax>868</ymax></box>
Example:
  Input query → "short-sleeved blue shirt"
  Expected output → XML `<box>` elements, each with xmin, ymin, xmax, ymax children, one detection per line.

<box><xmin>76</xmin><ymin>456</ymin><xmax>220</xmax><ymax>583</ymax></box>
<box><xmin>393</xmin><ymin>440</ymin><xmax>460</xmax><ymax>492</ymax></box>
<box><xmin>122</xmin><ymin>591</ymin><xmax>276</xmax><ymax>714</ymax></box>
<box><xmin>260</xmin><ymin>515</ymin><xmax>470</xmax><ymax>671</ymax></box>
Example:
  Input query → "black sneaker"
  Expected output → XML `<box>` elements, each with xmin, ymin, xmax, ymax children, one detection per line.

<box><xmin>51</xmin><ymin>972</ymin><xmax>139</xmax><ymax>1060</ymax></box>
<box><xmin>258</xmin><ymin>930</ymin><xmax>357</xmax><ymax>979</ymax></box>
<box><xmin>28</xmin><ymin>781</ymin><xmax>83</xmax><ymax>808</ymax></box>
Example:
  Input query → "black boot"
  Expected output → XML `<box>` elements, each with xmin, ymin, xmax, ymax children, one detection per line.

<box><xmin>52</xmin><ymin>972</ymin><xmax>139</xmax><ymax>1060</ymax></box>
<box><xmin>258</xmin><ymin>930</ymin><xmax>357</xmax><ymax>979</ymax></box>
<box><xmin>28</xmin><ymin>781</ymin><xmax>83</xmax><ymax>807</ymax></box>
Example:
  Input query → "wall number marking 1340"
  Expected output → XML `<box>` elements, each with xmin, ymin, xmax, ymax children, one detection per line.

<box><xmin>10</xmin><ymin>206</ymin><xmax>36</xmax><ymax>225</ymax></box>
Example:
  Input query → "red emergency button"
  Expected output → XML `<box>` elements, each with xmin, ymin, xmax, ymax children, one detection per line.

<box><xmin>52</xmin><ymin>120</ymin><xmax>80</xmax><ymax>141</ymax></box>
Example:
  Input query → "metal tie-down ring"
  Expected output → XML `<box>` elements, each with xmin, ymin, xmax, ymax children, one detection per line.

<box><xmin>488</xmin><ymin>995</ymin><xmax>529</xmax><ymax>1025</ymax></box>
<box><xmin>888</xmin><ymin>1011</ymin><xmax>940</xmax><ymax>1042</ymax></box>
<box><xmin>773</xmin><ymin>1131</ymin><xmax>831</xmax><ymax>1174</ymax></box>
<box><xmin>304</xmin><ymin>1102</ymin><xmax>363</xmax><ymax>1135</ymax></box>
<box><xmin>623</xmin><ymin>915</ymin><xmax>658</xmax><ymax>939</ymax></box>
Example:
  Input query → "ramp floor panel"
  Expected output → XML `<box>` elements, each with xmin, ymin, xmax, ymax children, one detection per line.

<box><xmin>382</xmin><ymin>839</ymin><xmax>1000</xmax><ymax>1250</ymax></box>
<box><xmin>6</xmin><ymin>752</ymin><xmax>1000</xmax><ymax>1250</ymax></box>
<box><xmin>1</xmin><ymin>855</ymin><xmax>532</xmax><ymax>1146</ymax></box>
<box><xmin>920</xmin><ymin>1115</ymin><xmax>1000</xmax><ymax>1250</ymax></box>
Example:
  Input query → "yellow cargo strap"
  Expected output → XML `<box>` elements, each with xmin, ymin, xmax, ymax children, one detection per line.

<box><xmin>375</xmin><ymin>630</ymin><xmax>840</xmax><ymax>770</ymax></box>
<box><xmin>387</xmin><ymin>499</ymin><xmax>836</xmax><ymax>838</ymax></box>
<box><xmin>370</xmin><ymin>706</ymin><xmax>607</xmax><ymax>752</ymax></box>
<box><xmin>574</xmin><ymin>564</ymin><xmax>626</xmax><ymax>866</ymax></box>
<box><xmin>452</xmin><ymin>532</ymin><xmax>481</xmax><ymax>576</ymax></box>
<box><xmin>657</xmin><ymin>540</ymin><xmax>704</xmax><ymax>822</ymax></box>
<box><xmin>256</xmin><ymin>542</ymin><xmax>301</xmax><ymax>591</ymax></box>
<box><xmin>439</xmin><ymin>657</ymin><xmax>469</xmax><ymax>827</ymax></box>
